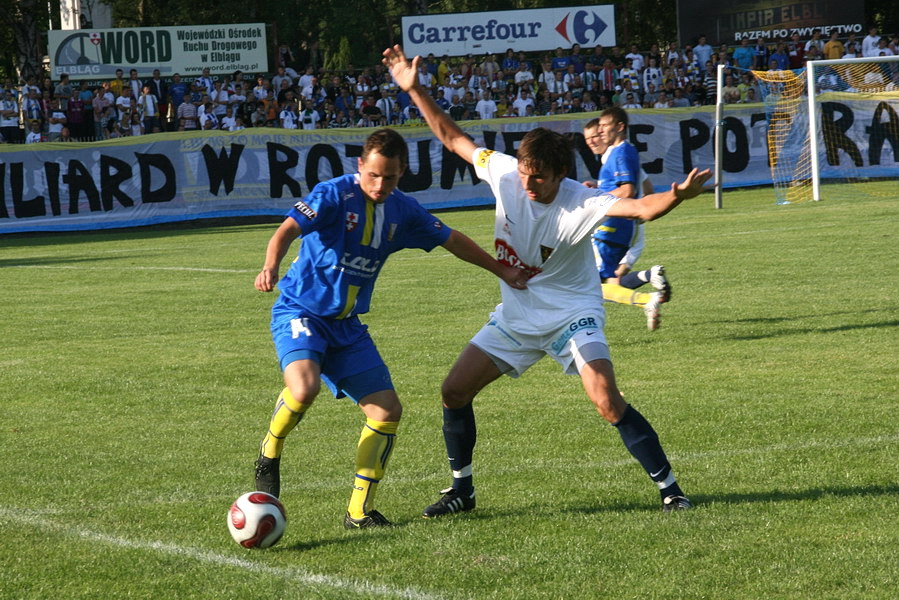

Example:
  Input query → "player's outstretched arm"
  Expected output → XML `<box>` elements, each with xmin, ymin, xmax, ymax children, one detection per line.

<box><xmin>605</xmin><ymin>168</ymin><xmax>713</xmax><ymax>222</ymax></box>
<box><xmin>383</xmin><ymin>45</ymin><xmax>477</xmax><ymax>164</ymax></box>
<box><xmin>255</xmin><ymin>218</ymin><xmax>301</xmax><ymax>292</ymax></box>
<box><xmin>441</xmin><ymin>230</ymin><xmax>528</xmax><ymax>290</ymax></box>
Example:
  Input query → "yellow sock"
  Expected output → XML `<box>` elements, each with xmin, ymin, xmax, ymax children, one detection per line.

<box><xmin>260</xmin><ymin>387</ymin><xmax>309</xmax><ymax>459</ymax></box>
<box><xmin>347</xmin><ymin>418</ymin><xmax>399</xmax><ymax>519</ymax></box>
<box><xmin>602</xmin><ymin>283</ymin><xmax>652</xmax><ymax>307</ymax></box>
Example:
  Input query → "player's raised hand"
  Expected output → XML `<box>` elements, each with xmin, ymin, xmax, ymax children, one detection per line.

<box><xmin>673</xmin><ymin>168</ymin><xmax>714</xmax><ymax>200</ymax></box>
<box><xmin>382</xmin><ymin>45</ymin><xmax>420</xmax><ymax>92</ymax></box>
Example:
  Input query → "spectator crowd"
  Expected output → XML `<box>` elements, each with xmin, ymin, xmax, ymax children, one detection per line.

<box><xmin>0</xmin><ymin>26</ymin><xmax>896</xmax><ymax>145</ymax></box>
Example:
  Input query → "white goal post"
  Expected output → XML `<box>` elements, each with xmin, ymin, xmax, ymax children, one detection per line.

<box><xmin>807</xmin><ymin>54</ymin><xmax>899</xmax><ymax>202</ymax></box>
<box><xmin>715</xmin><ymin>54</ymin><xmax>899</xmax><ymax>206</ymax></box>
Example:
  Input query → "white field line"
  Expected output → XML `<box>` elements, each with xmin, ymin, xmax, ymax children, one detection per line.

<box><xmin>163</xmin><ymin>434</ymin><xmax>899</xmax><ymax>495</ymax></box>
<box><xmin>4</xmin><ymin>264</ymin><xmax>256</xmax><ymax>273</ymax></box>
<box><xmin>0</xmin><ymin>508</ymin><xmax>448</xmax><ymax>600</ymax></box>
<box><xmin>2</xmin><ymin>221</ymin><xmax>843</xmax><ymax>272</ymax></box>
<box><xmin>399</xmin><ymin>433</ymin><xmax>899</xmax><ymax>483</ymax></box>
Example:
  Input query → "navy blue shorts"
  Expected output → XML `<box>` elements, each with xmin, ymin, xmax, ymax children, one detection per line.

<box><xmin>593</xmin><ymin>237</ymin><xmax>628</xmax><ymax>280</ymax></box>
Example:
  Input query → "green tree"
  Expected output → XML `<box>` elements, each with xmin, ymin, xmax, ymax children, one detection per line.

<box><xmin>2</xmin><ymin>1</ymin><xmax>897</xmax><ymax>81</ymax></box>
<box><xmin>0</xmin><ymin>0</ymin><xmax>49</xmax><ymax>82</ymax></box>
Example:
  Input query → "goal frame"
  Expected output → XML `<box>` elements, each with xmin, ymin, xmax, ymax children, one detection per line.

<box><xmin>806</xmin><ymin>54</ymin><xmax>899</xmax><ymax>202</ymax></box>
<box><xmin>714</xmin><ymin>54</ymin><xmax>899</xmax><ymax>207</ymax></box>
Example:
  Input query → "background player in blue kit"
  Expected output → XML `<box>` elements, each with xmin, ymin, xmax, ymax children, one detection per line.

<box><xmin>588</xmin><ymin>109</ymin><xmax>671</xmax><ymax>330</ymax></box>
<box><xmin>253</xmin><ymin>128</ymin><xmax>526</xmax><ymax>528</ymax></box>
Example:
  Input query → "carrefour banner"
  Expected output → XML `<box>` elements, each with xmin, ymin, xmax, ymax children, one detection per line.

<box><xmin>401</xmin><ymin>6</ymin><xmax>616</xmax><ymax>57</ymax></box>
<box><xmin>48</xmin><ymin>23</ymin><xmax>268</xmax><ymax>79</ymax></box>
<box><xmin>2</xmin><ymin>98</ymin><xmax>896</xmax><ymax>234</ymax></box>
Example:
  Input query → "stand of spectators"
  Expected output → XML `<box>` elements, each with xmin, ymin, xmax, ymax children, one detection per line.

<box><xmin>3</xmin><ymin>29</ymin><xmax>894</xmax><ymax>144</ymax></box>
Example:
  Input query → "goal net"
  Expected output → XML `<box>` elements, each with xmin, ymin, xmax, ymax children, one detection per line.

<box><xmin>730</xmin><ymin>55</ymin><xmax>899</xmax><ymax>204</ymax></box>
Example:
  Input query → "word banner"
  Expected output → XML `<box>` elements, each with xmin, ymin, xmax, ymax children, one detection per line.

<box><xmin>48</xmin><ymin>23</ymin><xmax>268</xmax><ymax>79</ymax></box>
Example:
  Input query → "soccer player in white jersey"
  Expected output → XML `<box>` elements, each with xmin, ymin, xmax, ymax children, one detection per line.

<box><xmin>384</xmin><ymin>44</ymin><xmax>711</xmax><ymax>515</ymax></box>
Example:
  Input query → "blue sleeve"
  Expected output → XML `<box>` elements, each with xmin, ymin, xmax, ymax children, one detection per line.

<box><xmin>398</xmin><ymin>199</ymin><xmax>453</xmax><ymax>251</ymax></box>
<box><xmin>285</xmin><ymin>181</ymin><xmax>340</xmax><ymax>235</ymax></box>
<box><xmin>611</xmin><ymin>145</ymin><xmax>640</xmax><ymax>187</ymax></box>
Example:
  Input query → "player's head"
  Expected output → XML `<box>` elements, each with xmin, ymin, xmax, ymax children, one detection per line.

<box><xmin>358</xmin><ymin>128</ymin><xmax>408</xmax><ymax>203</ymax></box>
<box><xmin>517</xmin><ymin>128</ymin><xmax>571</xmax><ymax>204</ymax></box>
<box><xmin>583</xmin><ymin>117</ymin><xmax>606</xmax><ymax>155</ymax></box>
<box><xmin>597</xmin><ymin>107</ymin><xmax>628</xmax><ymax>146</ymax></box>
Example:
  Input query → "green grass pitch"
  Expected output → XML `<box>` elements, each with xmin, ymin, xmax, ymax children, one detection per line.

<box><xmin>1</xmin><ymin>187</ymin><xmax>897</xmax><ymax>599</ymax></box>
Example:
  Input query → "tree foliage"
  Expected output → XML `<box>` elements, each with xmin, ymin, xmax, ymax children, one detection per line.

<box><xmin>0</xmin><ymin>0</ymin><xmax>50</xmax><ymax>81</ymax></box>
<box><xmin>1</xmin><ymin>0</ymin><xmax>897</xmax><ymax>81</ymax></box>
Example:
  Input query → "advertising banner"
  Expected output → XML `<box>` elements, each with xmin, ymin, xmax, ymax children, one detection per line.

<box><xmin>2</xmin><ymin>97</ymin><xmax>895</xmax><ymax>234</ymax></box>
<box><xmin>48</xmin><ymin>23</ymin><xmax>268</xmax><ymax>80</ymax></box>
<box><xmin>677</xmin><ymin>0</ymin><xmax>865</xmax><ymax>45</ymax></box>
<box><xmin>402</xmin><ymin>6</ymin><xmax>616</xmax><ymax>57</ymax></box>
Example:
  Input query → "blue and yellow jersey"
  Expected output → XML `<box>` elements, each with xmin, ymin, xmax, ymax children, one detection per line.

<box><xmin>594</xmin><ymin>141</ymin><xmax>640</xmax><ymax>248</ymax></box>
<box><xmin>275</xmin><ymin>174</ymin><xmax>452</xmax><ymax>319</ymax></box>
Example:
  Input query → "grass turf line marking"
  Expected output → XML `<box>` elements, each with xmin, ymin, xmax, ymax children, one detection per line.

<box><xmin>0</xmin><ymin>508</ymin><xmax>448</xmax><ymax>600</ymax></box>
<box><xmin>7</xmin><ymin>265</ymin><xmax>256</xmax><ymax>274</ymax></box>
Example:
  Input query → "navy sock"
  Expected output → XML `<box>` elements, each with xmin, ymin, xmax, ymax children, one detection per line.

<box><xmin>443</xmin><ymin>404</ymin><xmax>476</xmax><ymax>495</ymax></box>
<box><xmin>619</xmin><ymin>271</ymin><xmax>647</xmax><ymax>289</ymax></box>
<box><xmin>614</xmin><ymin>404</ymin><xmax>675</xmax><ymax>493</ymax></box>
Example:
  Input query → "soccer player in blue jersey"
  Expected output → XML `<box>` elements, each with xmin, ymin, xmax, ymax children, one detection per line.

<box><xmin>253</xmin><ymin>128</ymin><xmax>526</xmax><ymax>528</ymax></box>
<box><xmin>584</xmin><ymin>113</ymin><xmax>671</xmax><ymax>330</ymax></box>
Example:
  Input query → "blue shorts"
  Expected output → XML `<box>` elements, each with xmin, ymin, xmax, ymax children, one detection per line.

<box><xmin>271</xmin><ymin>305</ymin><xmax>393</xmax><ymax>402</ymax></box>
<box><xmin>593</xmin><ymin>237</ymin><xmax>628</xmax><ymax>280</ymax></box>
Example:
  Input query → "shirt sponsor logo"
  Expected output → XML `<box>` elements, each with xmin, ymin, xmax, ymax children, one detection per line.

<box><xmin>495</xmin><ymin>239</ymin><xmax>541</xmax><ymax>277</ymax></box>
<box><xmin>293</xmin><ymin>200</ymin><xmax>317</xmax><ymax>220</ymax></box>
<box><xmin>339</xmin><ymin>253</ymin><xmax>381</xmax><ymax>275</ymax></box>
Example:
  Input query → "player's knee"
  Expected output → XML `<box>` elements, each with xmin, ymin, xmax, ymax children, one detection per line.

<box><xmin>286</xmin><ymin>381</ymin><xmax>320</xmax><ymax>405</ymax></box>
<box><xmin>360</xmin><ymin>392</ymin><xmax>402</xmax><ymax>422</ymax></box>
<box><xmin>440</xmin><ymin>377</ymin><xmax>474</xmax><ymax>409</ymax></box>
<box><xmin>592</xmin><ymin>392</ymin><xmax>626</xmax><ymax>422</ymax></box>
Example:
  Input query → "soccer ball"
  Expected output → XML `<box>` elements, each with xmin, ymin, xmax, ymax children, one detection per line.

<box><xmin>227</xmin><ymin>491</ymin><xmax>287</xmax><ymax>548</ymax></box>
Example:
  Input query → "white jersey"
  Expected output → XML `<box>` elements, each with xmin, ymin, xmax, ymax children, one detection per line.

<box><xmin>472</xmin><ymin>147</ymin><xmax>618</xmax><ymax>335</ymax></box>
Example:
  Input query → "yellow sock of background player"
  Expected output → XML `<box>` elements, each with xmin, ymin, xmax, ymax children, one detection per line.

<box><xmin>602</xmin><ymin>282</ymin><xmax>653</xmax><ymax>307</ymax></box>
<box><xmin>259</xmin><ymin>387</ymin><xmax>309</xmax><ymax>460</ymax></box>
<box><xmin>347</xmin><ymin>419</ymin><xmax>398</xmax><ymax>519</ymax></box>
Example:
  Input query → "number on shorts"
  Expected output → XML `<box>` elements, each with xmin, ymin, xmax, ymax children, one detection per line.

<box><xmin>290</xmin><ymin>318</ymin><xmax>312</xmax><ymax>338</ymax></box>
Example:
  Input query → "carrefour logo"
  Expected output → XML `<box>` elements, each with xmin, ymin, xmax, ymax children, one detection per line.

<box><xmin>555</xmin><ymin>10</ymin><xmax>608</xmax><ymax>45</ymax></box>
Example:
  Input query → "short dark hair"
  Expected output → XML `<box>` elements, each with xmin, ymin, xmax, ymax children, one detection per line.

<box><xmin>362</xmin><ymin>128</ymin><xmax>408</xmax><ymax>168</ymax></box>
<box><xmin>517</xmin><ymin>127</ymin><xmax>572</xmax><ymax>178</ymax></box>
<box><xmin>600</xmin><ymin>106</ymin><xmax>629</xmax><ymax>129</ymax></box>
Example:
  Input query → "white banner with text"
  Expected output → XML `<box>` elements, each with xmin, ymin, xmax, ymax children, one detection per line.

<box><xmin>48</xmin><ymin>23</ymin><xmax>268</xmax><ymax>79</ymax></box>
<box><xmin>2</xmin><ymin>98</ymin><xmax>896</xmax><ymax>234</ymax></box>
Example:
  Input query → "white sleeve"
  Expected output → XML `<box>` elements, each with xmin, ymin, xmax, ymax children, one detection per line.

<box><xmin>471</xmin><ymin>147</ymin><xmax>517</xmax><ymax>183</ymax></box>
<box><xmin>638</xmin><ymin>168</ymin><xmax>649</xmax><ymax>198</ymax></box>
<box><xmin>622</xmin><ymin>222</ymin><xmax>645</xmax><ymax>266</ymax></box>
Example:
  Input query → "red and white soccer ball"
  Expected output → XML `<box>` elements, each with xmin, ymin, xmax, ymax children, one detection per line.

<box><xmin>227</xmin><ymin>491</ymin><xmax>287</xmax><ymax>549</ymax></box>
